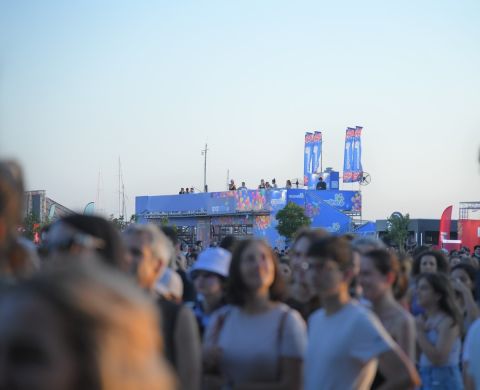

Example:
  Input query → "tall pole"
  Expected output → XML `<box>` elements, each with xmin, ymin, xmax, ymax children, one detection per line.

<box><xmin>118</xmin><ymin>157</ymin><xmax>121</xmax><ymax>218</ymax></box>
<box><xmin>202</xmin><ymin>144</ymin><xmax>208</xmax><ymax>192</ymax></box>
<box><xmin>122</xmin><ymin>183</ymin><xmax>126</xmax><ymax>220</ymax></box>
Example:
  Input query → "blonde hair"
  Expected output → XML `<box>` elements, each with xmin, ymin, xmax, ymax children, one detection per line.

<box><xmin>124</xmin><ymin>224</ymin><xmax>174</xmax><ymax>266</ymax></box>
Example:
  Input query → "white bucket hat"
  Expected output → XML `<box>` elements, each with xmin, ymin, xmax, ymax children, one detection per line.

<box><xmin>190</xmin><ymin>247</ymin><xmax>232</xmax><ymax>278</ymax></box>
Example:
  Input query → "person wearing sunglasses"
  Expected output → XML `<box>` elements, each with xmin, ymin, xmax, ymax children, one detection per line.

<box><xmin>42</xmin><ymin>215</ymin><xmax>126</xmax><ymax>270</ymax></box>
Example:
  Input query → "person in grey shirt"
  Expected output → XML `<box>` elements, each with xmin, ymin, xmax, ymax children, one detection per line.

<box><xmin>203</xmin><ymin>239</ymin><xmax>306</xmax><ymax>390</ymax></box>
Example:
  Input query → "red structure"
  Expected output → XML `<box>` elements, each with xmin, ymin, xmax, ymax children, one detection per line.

<box><xmin>459</xmin><ymin>202</ymin><xmax>480</xmax><ymax>251</ymax></box>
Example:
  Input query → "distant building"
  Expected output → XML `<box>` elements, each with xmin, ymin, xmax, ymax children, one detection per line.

<box><xmin>24</xmin><ymin>190</ymin><xmax>74</xmax><ymax>223</ymax></box>
<box><xmin>376</xmin><ymin>218</ymin><xmax>458</xmax><ymax>248</ymax></box>
<box><xmin>136</xmin><ymin>188</ymin><xmax>362</xmax><ymax>249</ymax></box>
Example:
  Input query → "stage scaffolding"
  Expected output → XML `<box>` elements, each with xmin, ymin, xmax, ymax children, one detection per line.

<box><xmin>459</xmin><ymin>202</ymin><xmax>480</xmax><ymax>220</ymax></box>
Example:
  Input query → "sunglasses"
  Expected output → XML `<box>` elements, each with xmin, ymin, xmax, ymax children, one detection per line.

<box><xmin>43</xmin><ymin>233</ymin><xmax>105</xmax><ymax>255</ymax></box>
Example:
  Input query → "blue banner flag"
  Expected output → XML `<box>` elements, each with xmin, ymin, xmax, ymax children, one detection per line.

<box><xmin>312</xmin><ymin>131</ymin><xmax>322</xmax><ymax>174</ymax></box>
<box><xmin>304</xmin><ymin>132</ymin><xmax>314</xmax><ymax>186</ymax></box>
<box><xmin>352</xmin><ymin>126</ymin><xmax>363</xmax><ymax>181</ymax></box>
<box><xmin>343</xmin><ymin>127</ymin><xmax>355</xmax><ymax>182</ymax></box>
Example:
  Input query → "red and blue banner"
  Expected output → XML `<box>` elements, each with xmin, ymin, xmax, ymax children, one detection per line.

<box><xmin>304</xmin><ymin>132</ymin><xmax>314</xmax><ymax>186</ymax></box>
<box><xmin>343</xmin><ymin>126</ymin><xmax>363</xmax><ymax>182</ymax></box>
<box><xmin>304</xmin><ymin>131</ymin><xmax>322</xmax><ymax>188</ymax></box>
<box><xmin>312</xmin><ymin>131</ymin><xmax>322</xmax><ymax>174</ymax></box>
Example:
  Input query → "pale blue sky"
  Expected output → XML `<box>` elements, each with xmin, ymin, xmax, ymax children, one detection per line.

<box><xmin>1</xmin><ymin>0</ymin><xmax>479</xmax><ymax>220</ymax></box>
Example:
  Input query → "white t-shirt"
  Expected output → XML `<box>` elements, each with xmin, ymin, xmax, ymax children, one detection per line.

<box><xmin>204</xmin><ymin>303</ymin><xmax>306</xmax><ymax>385</ymax></box>
<box><xmin>305</xmin><ymin>302</ymin><xmax>394</xmax><ymax>390</ymax></box>
<box><xmin>463</xmin><ymin>318</ymin><xmax>480</xmax><ymax>389</ymax></box>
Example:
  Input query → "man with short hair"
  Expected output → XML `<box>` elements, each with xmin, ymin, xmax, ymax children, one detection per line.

<box><xmin>316</xmin><ymin>177</ymin><xmax>327</xmax><ymax>190</ymax></box>
<box><xmin>304</xmin><ymin>235</ymin><xmax>420</xmax><ymax>390</ymax></box>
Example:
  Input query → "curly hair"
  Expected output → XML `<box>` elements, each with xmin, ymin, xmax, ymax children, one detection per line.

<box><xmin>417</xmin><ymin>272</ymin><xmax>462</xmax><ymax>328</ymax></box>
<box><xmin>412</xmin><ymin>250</ymin><xmax>449</xmax><ymax>277</ymax></box>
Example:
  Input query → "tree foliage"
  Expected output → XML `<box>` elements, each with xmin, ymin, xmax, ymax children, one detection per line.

<box><xmin>109</xmin><ymin>214</ymin><xmax>129</xmax><ymax>231</ymax></box>
<box><xmin>275</xmin><ymin>202</ymin><xmax>311</xmax><ymax>243</ymax></box>
<box><xmin>22</xmin><ymin>212</ymin><xmax>49</xmax><ymax>241</ymax></box>
<box><xmin>385</xmin><ymin>212</ymin><xmax>410</xmax><ymax>252</ymax></box>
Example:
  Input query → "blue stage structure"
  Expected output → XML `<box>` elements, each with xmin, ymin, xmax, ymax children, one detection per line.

<box><xmin>136</xmin><ymin>188</ymin><xmax>361</xmax><ymax>249</ymax></box>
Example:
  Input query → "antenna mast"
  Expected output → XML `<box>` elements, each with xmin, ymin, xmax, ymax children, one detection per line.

<box><xmin>118</xmin><ymin>157</ymin><xmax>126</xmax><ymax>219</ymax></box>
<box><xmin>201</xmin><ymin>144</ymin><xmax>208</xmax><ymax>192</ymax></box>
<box><xmin>118</xmin><ymin>157</ymin><xmax>121</xmax><ymax>218</ymax></box>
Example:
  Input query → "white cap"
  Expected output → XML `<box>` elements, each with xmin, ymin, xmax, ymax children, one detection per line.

<box><xmin>190</xmin><ymin>247</ymin><xmax>232</xmax><ymax>278</ymax></box>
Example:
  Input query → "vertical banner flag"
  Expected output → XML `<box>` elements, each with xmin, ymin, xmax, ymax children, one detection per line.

<box><xmin>312</xmin><ymin>131</ymin><xmax>323</xmax><ymax>174</ymax></box>
<box><xmin>304</xmin><ymin>132</ymin><xmax>314</xmax><ymax>186</ymax></box>
<box><xmin>438</xmin><ymin>205</ymin><xmax>453</xmax><ymax>248</ymax></box>
<box><xmin>343</xmin><ymin>126</ymin><xmax>363</xmax><ymax>182</ymax></box>
<box><xmin>352</xmin><ymin>126</ymin><xmax>363</xmax><ymax>181</ymax></box>
<box><xmin>343</xmin><ymin>127</ymin><xmax>355</xmax><ymax>182</ymax></box>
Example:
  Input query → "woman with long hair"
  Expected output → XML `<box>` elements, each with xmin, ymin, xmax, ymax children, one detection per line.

<box><xmin>415</xmin><ymin>272</ymin><xmax>463</xmax><ymax>389</ymax></box>
<box><xmin>408</xmin><ymin>250</ymin><xmax>450</xmax><ymax>316</ymax></box>
<box><xmin>359</xmin><ymin>249</ymin><xmax>416</xmax><ymax>361</ymax></box>
<box><xmin>203</xmin><ymin>239</ymin><xmax>306</xmax><ymax>390</ymax></box>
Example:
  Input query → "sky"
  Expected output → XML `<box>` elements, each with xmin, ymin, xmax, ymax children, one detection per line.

<box><xmin>1</xmin><ymin>0</ymin><xmax>479</xmax><ymax>221</ymax></box>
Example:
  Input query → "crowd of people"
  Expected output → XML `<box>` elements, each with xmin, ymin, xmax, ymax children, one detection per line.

<box><xmin>179</xmin><ymin>187</ymin><xmax>195</xmax><ymax>194</ymax></box>
<box><xmin>178</xmin><ymin>179</ymin><xmax>306</xmax><ymax>194</ymax></box>
<box><xmin>1</xmin><ymin>159</ymin><xmax>480</xmax><ymax>389</ymax></box>
<box><xmin>228</xmin><ymin>178</ymin><xmax>302</xmax><ymax>191</ymax></box>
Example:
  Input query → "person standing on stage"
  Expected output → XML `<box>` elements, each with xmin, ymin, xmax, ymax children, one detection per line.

<box><xmin>316</xmin><ymin>177</ymin><xmax>326</xmax><ymax>190</ymax></box>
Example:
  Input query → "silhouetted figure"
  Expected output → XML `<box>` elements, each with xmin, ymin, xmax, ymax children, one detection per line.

<box><xmin>316</xmin><ymin>177</ymin><xmax>326</xmax><ymax>190</ymax></box>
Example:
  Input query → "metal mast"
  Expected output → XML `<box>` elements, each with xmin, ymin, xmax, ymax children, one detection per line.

<box><xmin>118</xmin><ymin>157</ymin><xmax>121</xmax><ymax>218</ymax></box>
<box><xmin>201</xmin><ymin>144</ymin><xmax>208</xmax><ymax>192</ymax></box>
